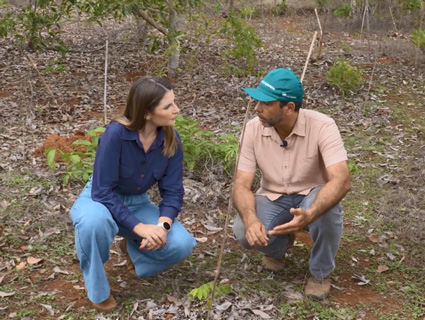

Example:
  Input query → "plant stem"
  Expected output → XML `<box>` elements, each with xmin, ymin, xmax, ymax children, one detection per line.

<box><xmin>206</xmin><ymin>100</ymin><xmax>252</xmax><ymax>320</ymax></box>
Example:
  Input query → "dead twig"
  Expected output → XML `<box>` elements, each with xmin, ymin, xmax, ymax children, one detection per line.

<box><xmin>317</xmin><ymin>13</ymin><xmax>327</xmax><ymax>60</ymax></box>
<box><xmin>25</xmin><ymin>54</ymin><xmax>59</xmax><ymax>107</ymax></box>
<box><xmin>206</xmin><ymin>100</ymin><xmax>252</xmax><ymax>320</ymax></box>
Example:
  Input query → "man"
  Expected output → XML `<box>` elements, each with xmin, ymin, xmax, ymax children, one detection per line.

<box><xmin>232</xmin><ymin>68</ymin><xmax>351</xmax><ymax>300</ymax></box>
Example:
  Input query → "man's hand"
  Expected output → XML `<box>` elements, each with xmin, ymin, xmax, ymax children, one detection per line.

<box><xmin>246</xmin><ymin>218</ymin><xmax>269</xmax><ymax>247</ymax></box>
<box><xmin>268</xmin><ymin>207</ymin><xmax>314</xmax><ymax>235</ymax></box>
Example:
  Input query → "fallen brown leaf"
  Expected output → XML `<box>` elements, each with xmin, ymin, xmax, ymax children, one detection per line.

<box><xmin>0</xmin><ymin>291</ymin><xmax>15</xmax><ymax>297</ymax></box>
<box><xmin>16</xmin><ymin>262</ymin><xmax>27</xmax><ymax>270</ymax></box>
<box><xmin>27</xmin><ymin>257</ymin><xmax>43</xmax><ymax>265</ymax></box>
<box><xmin>368</xmin><ymin>234</ymin><xmax>383</xmax><ymax>243</ymax></box>
<box><xmin>377</xmin><ymin>265</ymin><xmax>389</xmax><ymax>273</ymax></box>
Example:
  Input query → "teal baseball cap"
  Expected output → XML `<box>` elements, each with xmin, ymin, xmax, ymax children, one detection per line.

<box><xmin>242</xmin><ymin>68</ymin><xmax>304</xmax><ymax>103</ymax></box>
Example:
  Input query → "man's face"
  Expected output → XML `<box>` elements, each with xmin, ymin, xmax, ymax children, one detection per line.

<box><xmin>254</xmin><ymin>100</ymin><xmax>285</xmax><ymax>127</ymax></box>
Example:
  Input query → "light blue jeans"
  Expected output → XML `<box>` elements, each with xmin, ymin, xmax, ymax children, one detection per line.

<box><xmin>233</xmin><ymin>186</ymin><xmax>342</xmax><ymax>279</ymax></box>
<box><xmin>70</xmin><ymin>178</ymin><xmax>197</xmax><ymax>303</ymax></box>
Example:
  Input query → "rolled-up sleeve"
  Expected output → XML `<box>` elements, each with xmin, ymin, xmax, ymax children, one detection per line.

<box><xmin>157</xmin><ymin>133</ymin><xmax>184</xmax><ymax>220</ymax></box>
<box><xmin>92</xmin><ymin>124</ymin><xmax>140</xmax><ymax>231</ymax></box>
<box><xmin>237</xmin><ymin>120</ymin><xmax>257</xmax><ymax>173</ymax></box>
<box><xmin>318</xmin><ymin>120</ymin><xmax>348</xmax><ymax>168</ymax></box>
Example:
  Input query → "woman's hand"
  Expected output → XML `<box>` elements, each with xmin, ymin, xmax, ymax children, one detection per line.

<box><xmin>132</xmin><ymin>223</ymin><xmax>167</xmax><ymax>251</ymax></box>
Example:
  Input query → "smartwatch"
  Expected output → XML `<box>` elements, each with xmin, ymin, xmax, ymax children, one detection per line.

<box><xmin>157</xmin><ymin>222</ymin><xmax>171</xmax><ymax>232</ymax></box>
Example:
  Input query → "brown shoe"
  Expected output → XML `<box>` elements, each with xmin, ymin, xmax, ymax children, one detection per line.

<box><xmin>305</xmin><ymin>276</ymin><xmax>331</xmax><ymax>301</ymax></box>
<box><xmin>262</xmin><ymin>255</ymin><xmax>286</xmax><ymax>272</ymax></box>
<box><xmin>92</xmin><ymin>295</ymin><xmax>117</xmax><ymax>311</ymax></box>
<box><xmin>119</xmin><ymin>239</ymin><xmax>137</xmax><ymax>277</ymax></box>
<box><xmin>261</xmin><ymin>233</ymin><xmax>295</xmax><ymax>272</ymax></box>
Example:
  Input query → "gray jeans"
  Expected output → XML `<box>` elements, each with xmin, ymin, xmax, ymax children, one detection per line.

<box><xmin>232</xmin><ymin>186</ymin><xmax>342</xmax><ymax>279</ymax></box>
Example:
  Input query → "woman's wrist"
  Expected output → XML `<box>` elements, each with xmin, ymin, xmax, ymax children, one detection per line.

<box><xmin>132</xmin><ymin>222</ymin><xmax>145</xmax><ymax>234</ymax></box>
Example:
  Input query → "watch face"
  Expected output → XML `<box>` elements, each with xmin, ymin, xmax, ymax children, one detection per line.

<box><xmin>163</xmin><ymin>222</ymin><xmax>171</xmax><ymax>230</ymax></box>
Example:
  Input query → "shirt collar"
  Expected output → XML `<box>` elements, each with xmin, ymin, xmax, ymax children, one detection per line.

<box><xmin>290</xmin><ymin>108</ymin><xmax>306</xmax><ymax>138</ymax></box>
<box><xmin>150</xmin><ymin>127</ymin><xmax>165</xmax><ymax>150</ymax></box>
<box><xmin>120</xmin><ymin>126</ymin><xmax>165</xmax><ymax>149</ymax></box>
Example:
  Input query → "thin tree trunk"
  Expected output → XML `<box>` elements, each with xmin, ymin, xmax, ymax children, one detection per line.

<box><xmin>167</xmin><ymin>0</ymin><xmax>185</xmax><ymax>79</ymax></box>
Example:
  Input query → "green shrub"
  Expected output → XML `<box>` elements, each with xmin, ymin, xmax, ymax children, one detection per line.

<box><xmin>412</xmin><ymin>28</ymin><xmax>425</xmax><ymax>50</ymax></box>
<box><xmin>189</xmin><ymin>282</ymin><xmax>232</xmax><ymax>308</ymax></box>
<box><xmin>333</xmin><ymin>4</ymin><xmax>352</xmax><ymax>17</ymax></box>
<box><xmin>42</xmin><ymin>59</ymin><xmax>67</xmax><ymax>75</ymax></box>
<box><xmin>45</xmin><ymin>127</ymin><xmax>105</xmax><ymax>185</ymax></box>
<box><xmin>277</xmin><ymin>0</ymin><xmax>288</xmax><ymax>14</ymax></box>
<box><xmin>218</xmin><ymin>13</ymin><xmax>263</xmax><ymax>75</ymax></box>
<box><xmin>400</xmin><ymin>0</ymin><xmax>422</xmax><ymax>11</ymax></box>
<box><xmin>174</xmin><ymin>115</ymin><xmax>239</xmax><ymax>174</ymax></box>
<box><xmin>239</xmin><ymin>4</ymin><xmax>256</xmax><ymax>20</ymax></box>
<box><xmin>326</xmin><ymin>58</ymin><xmax>362</xmax><ymax>96</ymax></box>
<box><xmin>45</xmin><ymin>116</ymin><xmax>239</xmax><ymax>183</ymax></box>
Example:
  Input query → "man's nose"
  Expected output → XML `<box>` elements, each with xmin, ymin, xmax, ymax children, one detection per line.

<box><xmin>254</xmin><ymin>102</ymin><xmax>261</xmax><ymax>112</ymax></box>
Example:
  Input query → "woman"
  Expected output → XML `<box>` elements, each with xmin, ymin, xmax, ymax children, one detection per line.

<box><xmin>70</xmin><ymin>76</ymin><xmax>197</xmax><ymax>311</ymax></box>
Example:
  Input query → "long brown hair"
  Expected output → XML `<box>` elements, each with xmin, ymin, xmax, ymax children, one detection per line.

<box><xmin>114</xmin><ymin>76</ymin><xmax>177</xmax><ymax>157</ymax></box>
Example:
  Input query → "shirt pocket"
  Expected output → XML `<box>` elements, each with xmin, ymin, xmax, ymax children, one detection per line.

<box><xmin>119</xmin><ymin>164</ymin><xmax>134</xmax><ymax>179</ymax></box>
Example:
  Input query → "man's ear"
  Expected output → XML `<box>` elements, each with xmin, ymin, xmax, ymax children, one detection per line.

<box><xmin>286</xmin><ymin>101</ymin><xmax>296</xmax><ymax>114</ymax></box>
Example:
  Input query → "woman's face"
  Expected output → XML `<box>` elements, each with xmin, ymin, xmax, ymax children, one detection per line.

<box><xmin>147</xmin><ymin>90</ymin><xmax>180</xmax><ymax>127</ymax></box>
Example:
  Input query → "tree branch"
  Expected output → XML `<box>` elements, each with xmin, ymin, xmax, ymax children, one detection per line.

<box><xmin>132</xmin><ymin>7</ymin><xmax>167</xmax><ymax>36</ymax></box>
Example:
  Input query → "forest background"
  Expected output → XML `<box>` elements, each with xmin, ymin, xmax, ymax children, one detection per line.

<box><xmin>0</xmin><ymin>0</ymin><xmax>424</xmax><ymax>319</ymax></box>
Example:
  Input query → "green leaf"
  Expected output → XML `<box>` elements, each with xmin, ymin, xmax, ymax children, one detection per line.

<box><xmin>69</xmin><ymin>154</ymin><xmax>81</xmax><ymax>164</ymax></box>
<box><xmin>63</xmin><ymin>174</ymin><xmax>70</xmax><ymax>185</ymax></box>
<box><xmin>72</xmin><ymin>140</ymin><xmax>91</xmax><ymax>146</ymax></box>
<box><xmin>46</xmin><ymin>149</ymin><xmax>56</xmax><ymax>169</ymax></box>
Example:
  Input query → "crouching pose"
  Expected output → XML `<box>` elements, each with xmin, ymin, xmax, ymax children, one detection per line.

<box><xmin>70</xmin><ymin>76</ymin><xmax>196</xmax><ymax>311</ymax></box>
<box><xmin>232</xmin><ymin>68</ymin><xmax>351</xmax><ymax>301</ymax></box>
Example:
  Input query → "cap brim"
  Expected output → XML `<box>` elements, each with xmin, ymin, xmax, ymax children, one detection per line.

<box><xmin>242</xmin><ymin>88</ymin><xmax>276</xmax><ymax>102</ymax></box>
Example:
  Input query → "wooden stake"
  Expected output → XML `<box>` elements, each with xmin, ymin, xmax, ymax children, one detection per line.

<box><xmin>314</xmin><ymin>9</ymin><xmax>323</xmax><ymax>38</ymax></box>
<box><xmin>103</xmin><ymin>39</ymin><xmax>109</xmax><ymax>124</ymax></box>
<box><xmin>301</xmin><ymin>31</ymin><xmax>317</xmax><ymax>83</ymax></box>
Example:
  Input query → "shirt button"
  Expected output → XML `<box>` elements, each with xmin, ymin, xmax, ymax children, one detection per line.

<box><xmin>140</xmin><ymin>174</ymin><xmax>144</xmax><ymax>178</ymax></box>
<box><xmin>137</xmin><ymin>187</ymin><xmax>141</xmax><ymax>190</ymax></box>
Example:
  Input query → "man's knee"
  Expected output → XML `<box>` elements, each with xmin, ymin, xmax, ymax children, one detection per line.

<box><xmin>232</xmin><ymin>214</ymin><xmax>252</xmax><ymax>249</ymax></box>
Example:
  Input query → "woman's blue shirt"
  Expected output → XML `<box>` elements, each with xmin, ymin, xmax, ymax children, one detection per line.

<box><xmin>91</xmin><ymin>121</ymin><xmax>184</xmax><ymax>231</ymax></box>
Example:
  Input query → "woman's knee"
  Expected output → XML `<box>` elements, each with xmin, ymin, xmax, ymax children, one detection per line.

<box><xmin>72</xmin><ymin>202</ymin><xmax>118</xmax><ymax>237</ymax></box>
<box><xmin>166</xmin><ymin>231</ymin><xmax>196</xmax><ymax>261</ymax></box>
